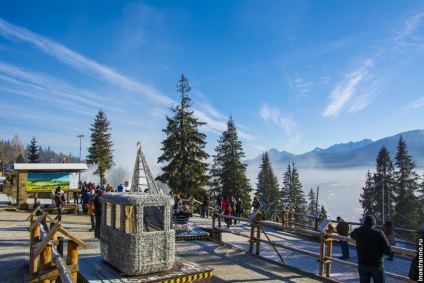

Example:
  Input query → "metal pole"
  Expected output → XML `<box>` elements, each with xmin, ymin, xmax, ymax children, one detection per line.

<box><xmin>77</xmin><ymin>135</ymin><xmax>84</xmax><ymax>162</ymax></box>
<box><xmin>382</xmin><ymin>174</ymin><xmax>385</xmax><ymax>225</ymax></box>
<box><xmin>316</xmin><ymin>186</ymin><xmax>319</xmax><ymax>214</ymax></box>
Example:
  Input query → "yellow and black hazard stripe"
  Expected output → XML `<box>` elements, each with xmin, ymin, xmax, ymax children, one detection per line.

<box><xmin>175</xmin><ymin>235</ymin><xmax>209</xmax><ymax>241</ymax></box>
<box><xmin>77</xmin><ymin>272</ymin><xmax>90</xmax><ymax>283</ymax></box>
<box><xmin>160</xmin><ymin>271</ymin><xmax>213</xmax><ymax>283</ymax></box>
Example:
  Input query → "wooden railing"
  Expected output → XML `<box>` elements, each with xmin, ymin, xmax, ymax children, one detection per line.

<box><xmin>27</xmin><ymin>207</ymin><xmax>87</xmax><ymax>283</ymax></box>
<box><xmin>212</xmin><ymin>211</ymin><xmax>416</xmax><ymax>282</ymax></box>
<box><xmin>271</xmin><ymin>208</ymin><xmax>420</xmax><ymax>248</ymax></box>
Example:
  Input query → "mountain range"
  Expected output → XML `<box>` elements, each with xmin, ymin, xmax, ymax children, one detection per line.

<box><xmin>245</xmin><ymin>129</ymin><xmax>424</xmax><ymax>170</ymax></box>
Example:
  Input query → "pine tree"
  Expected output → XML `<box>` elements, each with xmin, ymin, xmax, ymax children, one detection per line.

<box><xmin>373</xmin><ymin>146</ymin><xmax>396</xmax><ymax>224</ymax></box>
<box><xmin>320</xmin><ymin>204</ymin><xmax>328</xmax><ymax>219</ymax></box>
<box><xmin>281</xmin><ymin>162</ymin><xmax>307</xmax><ymax>224</ymax></box>
<box><xmin>156</xmin><ymin>74</ymin><xmax>210</xmax><ymax>200</ymax></box>
<box><xmin>307</xmin><ymin>188</ymin><xmax>317</xmax><ymax>225</ymax></box>
<box><xmin>393</xmin><ymin>135</ymin><xmax>422</xmax><ymax>233</ymax></box>
<box><xmin>359</xmin><ymin>170</ymin><xmax>377</xmax><ymax>217</ymax></box>
<box><xmin>307</xmin><ymin>188</ymin><xmax>317</xmax><ymax>214</ymax></box>
<box><xmin>210</xmin><ymin>116</ymin><xmax>252</xmax><ymax>212</ymax></box>
<box><xmin>255</xmin><ymin>151</ymin><xmax>280</xmax><ymax>219</ymax></box>
<box><xmin>86</xmin><ymin>110</ymin><xmax>115</xmax><ymax>185</ymax></box>
<box><xmin>26</xmin><ymin>137</ymin><xmax>40</xmax><ymax>163</ymax></box>
<box><xmin>16</xmin><ymin>153</ymin><xmax>25</xmax><ymax>163</ymax></box>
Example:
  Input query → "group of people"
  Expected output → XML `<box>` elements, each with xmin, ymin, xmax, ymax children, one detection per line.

<box><xmin>336</xmin><ymin>215</ymin><xmax>418</xmax><ymax>282</ymax></box>
<box><xmin>213</xmin><ymin>195</ymin><xmax>244</xmax><ymax>228</ymax></box>
<box><xmin>52</xmin><ymin>181</ymin><xmax>105</xmax><ymax>239</ymax></box>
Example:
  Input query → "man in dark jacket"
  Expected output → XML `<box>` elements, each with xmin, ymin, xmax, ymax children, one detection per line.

<box><xmin>350</xmin><ymin>215</ymin><xmax>392</xmax><ymax>283</ymax></box>
<box><xmin>336</xmin><ymin>216</ymin><xmax>350</xmax><ymax>259</ymax></box>
<box><xmin>93</xmin><ymin>190</ymin><xmax>103</xmax><ymax>239</ymax></box>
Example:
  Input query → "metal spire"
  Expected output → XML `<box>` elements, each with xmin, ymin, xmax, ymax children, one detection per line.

<box><xmin>130</xmin><ymin>142</ymin><xmax>160</xmax><ymax>194</ymax></box>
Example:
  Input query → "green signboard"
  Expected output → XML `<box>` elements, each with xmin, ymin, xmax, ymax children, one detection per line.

<box><xmin>27</xmin><ymin>172</ymin><xmax>79</xmax><ymax>192</ymax></box>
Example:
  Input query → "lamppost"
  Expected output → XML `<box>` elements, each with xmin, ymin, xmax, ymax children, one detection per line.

<box><xmin>77</xmin><ymin>135</ymin><xmax>84</xmax><ymax>162</ymax></box>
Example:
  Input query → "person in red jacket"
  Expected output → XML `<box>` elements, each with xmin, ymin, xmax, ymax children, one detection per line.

<box><xmin>224</xmin><ymin>202</ymin><xmax>232</xmax><ymax>228</ymax></box>
<box><xmin>221</xmin><ymin>195</ymin><xmax>229</xmax><ymax>211</ymax></box>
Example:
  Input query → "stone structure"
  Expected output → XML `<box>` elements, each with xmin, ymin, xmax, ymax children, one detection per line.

<box><xmin>100</xmin><ymin>193</ymin><xmax>175</xmax><ymax>276</ymax></box>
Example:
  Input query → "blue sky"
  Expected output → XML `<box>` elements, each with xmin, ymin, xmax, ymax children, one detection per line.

<box><xmin>1</xmin><ymin>1</ymin><xmax>424</xmax><ymax>176</ymax></box>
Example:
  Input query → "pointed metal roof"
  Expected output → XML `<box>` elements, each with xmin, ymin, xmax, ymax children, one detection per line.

<box><xmin>130</xmin><ymin>142</ymin><xmax>160</xmax><ymax>194</ymax></box>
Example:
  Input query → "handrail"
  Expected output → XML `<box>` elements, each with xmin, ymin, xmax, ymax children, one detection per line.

<box><xmin>28</xmin><ymin>210</ymin><xmax>87</xmax><ymax>283</ymax></box>
<box><xmin>271</xmin><ymin>209</ymin><xmax>421</xmax><ymax>246</ymax></box>
<box><xmin>213</xmin><ymin>212</ymin><xmax>416</xmax><ymax>282</ymax></box>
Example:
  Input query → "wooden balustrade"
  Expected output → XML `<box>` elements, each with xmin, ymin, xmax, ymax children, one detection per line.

<box><xmin>212</xmin><ymin>210</ymin><xmax>416</xmax><ymax>282</ymax></box>
<box><xmin>27</xmin><ymin>206</ymin><xmax>87</xmax><ymax>283</ymax></box>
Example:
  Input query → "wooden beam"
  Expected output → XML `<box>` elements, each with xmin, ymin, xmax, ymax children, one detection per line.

<box><xmin>58</xmin><ymin>227</ymin><xmax>87</xmax><ymax>249</ymax></box>
<box><xmin>33</xmin><ymin>222</ymin><xmax>61</xmax><ymax>259</ymax></box>
<box><xmin>28</xmin><ymin>212</ymin><xmax>48</xmax><ymax>232</ymax></box>
<box><xmin>26</xmin><ymin>206</ymin><xmax>41</xmax><ymax>221</ymax></box>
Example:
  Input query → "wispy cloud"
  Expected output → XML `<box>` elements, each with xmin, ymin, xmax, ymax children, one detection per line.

<box><xmin>0</xmin><ymin>17</ymin><xmax>241</xmax><ymax>141</ymax></box>
<box><xmin>260</xmin><ymin>104</ymin><xmax>296</xmax><ymax>135</ymax></box>
<box><xmin>323</xmin><ymin>57</ymin><xmax>376</xmax><ymax>118</ymax></box>
<box><xmin>394</xmin><ymin>12</ymin><xmax>424</xmax><ymax>45</ymax></box>
<box><xmin>404</xmin><ymin>97</ymin><xmax>424</xmax><ymax>109</ymax></box>
<box><xmin>0</xmin><ymin>61</ymin><xmax>117</xmax><ymax>112</ymax></box>
<box><xmin>259</xmin><ymin>104</ymin><xmax>301</xmax><ymax>150</ymax></box>
<box><xmin>0</xmin><ymin>17</ymin><xmax>174</xmax><ymax>106</ymax></box>
<box><xmin>287</xmin><ymin>76</ymin><xmax>314</xmax><ymax>97</ymax></box>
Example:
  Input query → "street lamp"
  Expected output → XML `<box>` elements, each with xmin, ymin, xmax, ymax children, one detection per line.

<box><xmin>77</xmin><ymin>135</ymin><xmax>84</xmax><ymax>162</ymax></box>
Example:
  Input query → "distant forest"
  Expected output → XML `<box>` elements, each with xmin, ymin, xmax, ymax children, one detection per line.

<box><xmin>0</xmin><ymin>134</ymin><xmax>80</xmax><ymax>167</ymax></box>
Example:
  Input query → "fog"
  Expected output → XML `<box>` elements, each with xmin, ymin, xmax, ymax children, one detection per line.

<box><xmin>80</xmin><ymin>150</ymin><xmax>423</xmax><ymax>224</ymax></box>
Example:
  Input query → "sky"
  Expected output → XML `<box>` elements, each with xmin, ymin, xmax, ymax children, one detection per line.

<box><xmin>1</xmin><ymin>0</ymin><xmax>424</xmax><ymax>182</ymax></box>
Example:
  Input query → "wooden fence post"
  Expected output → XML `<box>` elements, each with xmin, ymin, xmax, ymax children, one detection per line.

<box><xmin>249</xmin><ymin>219</ymin><xmax>255</xmax><ymax>253</ymax></box>
<box><xmin>325</xmin><ymin>239</ymin><xmax>334</xmax><ymax>278</ymax></box>
<box><xmin>39</xmin><ymin>245</ymin><xmax>52</xmax><ymax>283</ymax></box>
<box><xmin>30</xmin><ymin>215</ymin><xmax>40</xmax><ymax>276</ymax></box>
<box><xmin>255</xmin><ymin>221</ymin><xmax>261</xmax><ymax>255</ymax></box>
<box><xmin>67</xmin><ymin>240</ymin><xmax>79</xmax><ymax>281</ymax></box>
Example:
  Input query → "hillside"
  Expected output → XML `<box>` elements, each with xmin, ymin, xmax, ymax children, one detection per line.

<box><xmin>245</xmin><ymin>129</ymin><xmax>424</xmax><ymax>169</ymax></box>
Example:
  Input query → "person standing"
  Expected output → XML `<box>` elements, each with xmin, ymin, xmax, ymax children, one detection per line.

<box><xmin>350</xmin><ymin>215</ymin><xmax>392</xmax><ymax>283</ymax></box>
<box><xmin>382</xmin><ymin>221</ymin><xmax>396</xmax><ymax>261</ymax></box>
<box><xmin>86</xmin><ymin>197</ymin><xmax>96</xmax><ymax>232</ymax></box>
<box><xmin>336</xmin><ymin>216</ymin><xmax>350</xmax><ymax>259</ymax></box>
<box><xmin>221</xmin><ymin>196</ymin><xmax>229</xmax><ymax>211</ymax></box>
<box><xmin>93</xmin><ymin>190</ymin><xmax>103</xmax><ymax>239</ymax></box>
<box><xmin>224</xmin><ymin>202</ymin><xmax>232</xmax><ymax>228</ymax></box>
<box><xmin>54</xmin><ymin>189</ymin><xmax>66</xmax><ymax>221</ymax></box>
<box><xmin>234</xmin><ymin>196</ymin><xmax>242</xmax><ymax>224</ymax></box>
<box><xmin>173</xmin><ymin>194</ymin><xmax>181</xmax><ymax>215</ymax></box>
<box><xmin>202</xmin><ymin>194</ymin><xmax>210</xmax><ymax>218</ymax></box>
<box><xmin>81</xmin><ymin>189</ymin><xmax>90</xmax><ymax>214</ymax></box>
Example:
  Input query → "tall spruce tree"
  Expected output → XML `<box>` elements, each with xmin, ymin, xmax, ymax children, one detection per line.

<box><xmin>320</xmin><ymin>204</ymin><xmax>328</xmax><ymax>219</ymax></box>
<box><xmin>359</xmin><ymin>170</ymin><xmax>377</xmax><ymax>217</ymax></box>
<box><xmin>307</xmin><ymin>188</ymin><xmax>317</xmax><ymax>225</ymax></box>
<box><xmin>26</xmin><ymin>137</ymin><xmax>40</xmax><ymax>163</ymax></box>
<box><xmin>373</xmin><ymin>146</ymin><xmax>396</xmax><ymax>224</ymax></box>
<box><xmin>255</xmin><ymin>151</ymin><xmax>280</xmax><ymax>219</ymax></box>
<box><xmin>307</xmin><ymin>188</ymin><xmax>317</xmax><ymax>214</ymax></box>
<box><xmin>86</xmin><ymin>110</ymin><xmax>114</xmax><ymax>185</ymax></box>
<box><xmin>210</xmin><ymin>116</ymin><xmax>252</xmax><ymax>212</ymax></box>
<box><xmin>156</xmin><ymin>74</ymin><xmax>210</xmax><ymax>200</ymax></box>
<box><xmin>393</xmin><ymin>135</ymin><xmax>421</xmax><ymax>232</ymax></box>
<box><xmin>281</xmin><ymin>162</ymin><xmax>307</xmax><ymax>224</ymax></box>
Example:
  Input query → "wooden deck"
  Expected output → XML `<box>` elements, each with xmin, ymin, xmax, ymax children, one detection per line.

<box><xmin>78</xmin><ymin>256</ymin><xmax>213</xmax><ymax>283</ymax></box>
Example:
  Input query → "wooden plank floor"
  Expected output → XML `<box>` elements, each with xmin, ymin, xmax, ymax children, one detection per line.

<box><xmin>78</xmin><ymin>257</ymin><xmax>213</xmax><ymax>283</ymax></box>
